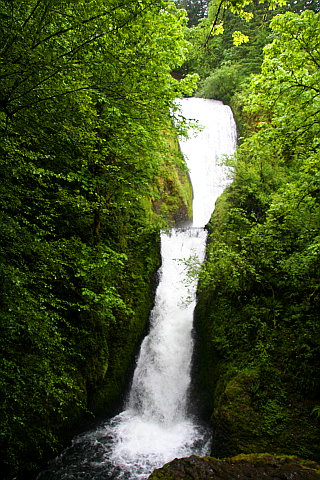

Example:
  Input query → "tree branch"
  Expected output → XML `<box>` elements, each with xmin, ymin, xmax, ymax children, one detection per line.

<box><xmin>204</xmin><ymin>0</ymin><xmax>226</xmax><ymax>47</ymax></box>
<box><xmin>21</xmin><ymin>0</ymin><xmax>43</xmax><ymax>29</ymax></box>
<box><xmin>11</xmin><ymin>87</ymin><xmax>92</xmax><ymax>115</ymax></box>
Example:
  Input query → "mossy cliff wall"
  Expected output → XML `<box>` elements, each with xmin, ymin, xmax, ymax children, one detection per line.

<box><xmin>149</xmin><ymin>454</ymin><xmax>320</xmax><ymax>480</ymax></box>
<box><xmin>151</xmin><ymin>132</ymin><xmax>193</xmax><ymax>227</ymax></box>
<box><xmin>77</xmin><ymin>142</ymin><xmax>193</xmax><ymax>444</ymax></box>
<box><xmin>192</xmin><ymin>189</ymin><xmax>320</xmax><ymax>463</ymax></box>
<box><xmin>87</xmin><ymin>148</ymin><xmax>193</xmax><ymax>413</ymax></box>
<box><xmin>1</xmin><ymin>138</ymin><xmax>192</xmax><ymax>480</ymax></box>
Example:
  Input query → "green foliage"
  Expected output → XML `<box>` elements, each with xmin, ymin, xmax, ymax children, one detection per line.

<box><xmin>195</xmin><ymin>9</ymin><xmax>320</xmax><ymax>459</ymax></box>
<box><xmin>181</xmin><ymin>0</ymin><xmax>320</xmax><ymax>110</ymax></box>
<box><xmin>0</xmin><ymin>0</ymin><xmax>197</xmax><ymax>476</ymax></box>
<box><xmin>177</xmin><ymin>0</ymin><xmax>289</xmax><ymax>86</ymax></box>
<box><xmin>174</xmin><ymin>0</ymin><xmax>209</xmax><ymax>26</ymax></box>
<box><xmin>196</xmin><ymin>63</ymin><xmax>246</xmax><ymax>103</ymax></box>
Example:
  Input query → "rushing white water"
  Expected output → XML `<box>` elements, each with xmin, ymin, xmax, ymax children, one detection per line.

<box><xmin>37</xmin><ymin>98</ymin><xmax>236</xmax><ymax>480</ymax></box>
<box><xmin>178</xmin><ymin>97</ymin><xmax>237</xmax><ymax>227</ymax></box>
<box><xmin>104</xmin><ymin>227</ymin><xmax>210</xmax><ymax>479</ymax></box>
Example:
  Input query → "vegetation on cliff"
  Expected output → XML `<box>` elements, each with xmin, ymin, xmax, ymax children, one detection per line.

<box><xmin>0</xmin><ymin>1</ymin><xmax>195</xmax><ymax>477</ymax></box>
<box><xmin>194</xmin><ymin>8</ymin><xmax>320</xmax><ymax>461</ymax></box>
<box><xmin>179</xmin><ymin>0</ymin><xmax>320</xmax><ymax>127</ymax></box>
<box><xmin>2</xmin><ymin>0</ymin><xmax>320</xmax><ymax>477</ymax></box>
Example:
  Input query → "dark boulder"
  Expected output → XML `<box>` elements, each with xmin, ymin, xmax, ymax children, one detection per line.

<box><xmin>148</xmin><ymin>454</ymin><xmax>320</xmax><ymax>480</ymax></box>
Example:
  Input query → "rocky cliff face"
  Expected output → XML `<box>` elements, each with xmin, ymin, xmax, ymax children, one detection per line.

<box><xmin>189</xmin><ymin>190</ymin><xmax>320</xmax><ymax>463</ymax></box>
<box><xmin>148</xmin><ymin>454</ymin><xmax>320</xmax><ymax>480</ymax></box>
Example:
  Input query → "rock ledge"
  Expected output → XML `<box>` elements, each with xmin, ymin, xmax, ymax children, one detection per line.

<box><xmin>148</xmin><ymin>453</ymin><xmax>320</xmax><ymax>479</ymax></box>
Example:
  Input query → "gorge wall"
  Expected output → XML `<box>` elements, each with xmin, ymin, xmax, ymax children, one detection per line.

<box><xmin>1</xmin><ymin>138</ymin><xmax>192</xmax><ymax>480</ymax></box>
<box><xmin>192</xmin><ymin>186</ymin><xmax>320</xmax><ymax>462</ymax></box>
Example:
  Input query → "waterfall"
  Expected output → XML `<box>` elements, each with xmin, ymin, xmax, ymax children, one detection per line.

<box><xmin>37</xmin><ymin>98</ymin><xmax>237</xmax><ymax>480</ymax></box>
<box><xmin>178</xmin><ymin>98</ymin><xmax>236</xmax><ymax>227</ymax></box>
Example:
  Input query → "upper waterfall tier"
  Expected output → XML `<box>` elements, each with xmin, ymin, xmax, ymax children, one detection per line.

<box><xmin>177</xmin><ymin>98</ymin><xmax>237</xmax><ymax>228</ymax></box>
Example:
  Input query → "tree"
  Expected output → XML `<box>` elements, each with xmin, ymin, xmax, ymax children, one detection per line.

<box><xmin>175</xmin><ymin>0</ymin><xmax>288</xmax><ymax>88</ymax></box>
<box><xmin>196</xmin><ymin>9</ymin><xmax>320</xmax><ymax>456</ymax></box>
<box><xmin>175</xmin><ymin>0</ymin><xmax>209</xmax><ymax>25</ymax></box>
<box><xmin>0</xmin><ymin>1</ymin><xmax>197</xmax><ymax>476</ymax></box>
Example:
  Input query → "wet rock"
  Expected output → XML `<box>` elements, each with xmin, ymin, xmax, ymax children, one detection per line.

<box><xmin>148</xmin><ymin>454</ymin><xmax>320</xmax><ymax>479</ymax></box>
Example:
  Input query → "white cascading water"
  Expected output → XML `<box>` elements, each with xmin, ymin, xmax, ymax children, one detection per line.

<box><xmin>178</xmin><ymin>98</ymin><xmax>236</xmax><ymax>227</ymax></box>
<box><xmin>37</xmin><ymin>98</ymin><xmax>237</xmax><ymax>480</ymax></box>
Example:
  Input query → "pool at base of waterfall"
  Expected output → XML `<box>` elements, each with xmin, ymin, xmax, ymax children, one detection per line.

<box><xmin>37</xmin><ymin>411</ymin><xmax>211</xmax><ymax>480</ymax></box>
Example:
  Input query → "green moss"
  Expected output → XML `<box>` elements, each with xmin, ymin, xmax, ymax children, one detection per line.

<box><xmin>148</xmin><ymin>454</ymin><xmax>320</xmax><ymax>480</ymax></box>
<box><xmin>194</xmin><ymin>184</ymin><xmax>320</xmax><ymax>461</ymax></box>
<box><xmin>150</xmin><ymin>128</ymin><xmax>193</xmax><ymax>225</ymax></box>
<box><xmin>88</xmin><ymin>232</ymin><xmax>161</xmax><ymax>413</ymax></box>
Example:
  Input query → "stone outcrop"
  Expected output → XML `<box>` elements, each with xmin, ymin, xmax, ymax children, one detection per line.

<box><xmin>148</xmin><ymin>454</ymin><xmax>320</xmax><ymax>480</ymax></box>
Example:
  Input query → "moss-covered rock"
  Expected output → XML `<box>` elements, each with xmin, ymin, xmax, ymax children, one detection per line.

<box><xmin>152</xmin><ymin>133</ymin><xmax>193</xmax><ymax>226</ymax></box>
<box><xmin>0</xmin><ymin>117</ymin><xmax>191</xmax><ymax>479</ymax></box>
<box><xmin>148</xmin><ymin>454</ymin><xmax>320</xmax><ymax>480</ymax></box>
<box><xmin>191</xmin><ymin>187</ymin><xmax>320</xmax><ymax>463</ymax></box>
<box><xmin>152</xmin><ymin>166</ymin><xmax>193</xmax><ymax>226</ymax></box>
<box><xmin>87</xmin><ymin>230</ymin><xmax>161</xmax><ymax>415</ymax></box>
<box><xmin>209</xmin><ymin>365</ymin><xmax>320</xmax><ymax>460</ymax></box>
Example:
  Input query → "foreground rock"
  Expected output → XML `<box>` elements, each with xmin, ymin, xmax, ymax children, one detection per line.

<box><xmin>148</xmin><ymin>454</ymin><xmax>320</xmax><ymax>479</ymax></box>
